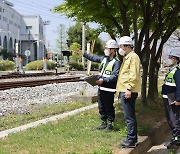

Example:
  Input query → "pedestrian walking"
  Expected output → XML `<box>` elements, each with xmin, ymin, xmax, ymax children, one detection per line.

<box><xmin>76</xmin><ymin>39</ymin><xmax>120</xmax><ymax>131</ymax></box>
<box><xmin>162</xmin><ymin>48</ymin><xmax>180</xmax><ymax>149</ymax></box>
<box><xmin>116</xmin><ymin>36</ymin><xmax>141</xmax><ymax>148</ymax></box>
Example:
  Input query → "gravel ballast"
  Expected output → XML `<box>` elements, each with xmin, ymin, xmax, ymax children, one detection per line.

<box><xmin>0</xmin><ymin>81</ymin><xmax>98</xmax><ymax>116</ymax></box>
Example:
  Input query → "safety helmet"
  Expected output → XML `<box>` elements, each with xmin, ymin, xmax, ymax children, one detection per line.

<box><xmin>169</xmin><ymin>48</ymin><xmax>180</xmax><ymax>58</ymax></box>
<box><xmin>105</xmin><ymin>39</ymin><xmax>119</xmax><ymax>49</ymax></box>
<box><xmin>119</xmin><ymin>36</ymin><xmax>133</xmax><ymax>45</ymax></box>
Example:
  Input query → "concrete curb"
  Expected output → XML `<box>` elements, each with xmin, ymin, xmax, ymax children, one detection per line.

<box><xmin>118</xmin><ymin>119</ymin><xmax>170</xmax><ymax>154</ymax></box>
<box><xmin>0</xmin><ymin>103</ymin><xmax>98</xmax><ymax>139</ymax></box>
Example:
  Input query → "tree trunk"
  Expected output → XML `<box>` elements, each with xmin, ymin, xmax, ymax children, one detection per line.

<box><xmin>141</xmin><ymin>61</ymin><xmax>148</xmax><ymax>106</ymax></box>
<box><xmin>148</xmin><ymin>59</ymin><xmax>156</xmax><ymax>100</ymax></box>
<box><xmin>154</xmin><ymin>61</ymin><xmax>161</xmax><ymax>97</ymax></box>
<box><xmin>141</xmin><ymin>32</ymin><xmax>150</xmax><ymax>106</ymax></box>
<box><xmin>148</xmin><ymin>39</ymin><xmax>157</xmax><ymax>100</ymax></box>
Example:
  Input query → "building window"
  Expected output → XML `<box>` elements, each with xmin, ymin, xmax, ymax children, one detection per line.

<box><xmin>14</xmin><ymin>23</ymin><xmax>17</xmax><ymax>27</ymax></box>
<box><xmin>26</xmin><ymin>26</ymin><xmax>32</xmax><ymax>30</ymax></box>
<box><xmin>0</xmin><ymin>7</ymin><xmax>2</xmax><ymax>12</ymax></box>
<box><xmin>3</xmin><ymin>17</ymin><xmax>7</xmax><ymax>22</ymax></box>
<box><xmin>9</xmin><ymin>20</ymin><xmax>13</xmax><ymax>25</ymax></box>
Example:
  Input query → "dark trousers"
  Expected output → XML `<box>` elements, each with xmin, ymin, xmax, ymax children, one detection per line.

<box><xmin>98</xmin><ymin>89</ymin><xmax>115</xmax><ymax>122</ymax></box>
<box><xmin>163</xmin><ymin>98</ymin><xmax>180</xmax><ymax>138</ymax></box>
<box><xmin>119</xmin><ymin>92</ymin><xmax>138</xmax><ymax>142</ymax></box>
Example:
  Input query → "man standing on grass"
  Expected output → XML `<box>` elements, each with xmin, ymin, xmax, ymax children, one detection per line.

<box><xmin>116</xmin><ymin>36</ymin><xmax>141</xmax><ymax>148</ymax></box>
<box><xmin>162</xmin><ymin>48</ymin><xmax>180</xmax><ymax>149</ymax></box>
<box><xmin>76</xmin><ymin>39</ymin><xmax>120</xmax><ymax>131</ymax></box>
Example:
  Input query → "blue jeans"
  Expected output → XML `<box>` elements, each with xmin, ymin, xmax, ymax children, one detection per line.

<box><xmin>119</xmin><ymin>92</ymin><xmax>138</xmax><ymax>142</ymax></box>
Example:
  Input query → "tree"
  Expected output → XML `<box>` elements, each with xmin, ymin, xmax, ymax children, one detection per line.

<box><xmin>67</xmin><ymin>22</ymin><xmax>104</xmax><ymax>55</ymax></box>
<box><xmin>54</xmin><ymin>0</ymin><xmax>180</xmax><ymax>105</ymax></box>
<box><xmin>54</xmin><ymin>24</ymin><xmax>68</xmax><ymax>56</ymax></box>
<box><xmin>70</xmin><ymin>42</ymin><xmax>81</xmax><ymax>62</ymax></box>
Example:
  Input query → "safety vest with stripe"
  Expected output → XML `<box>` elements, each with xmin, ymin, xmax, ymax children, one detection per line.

<box><xmin>99</xmin><ymin>58</ymin><xmax>116</xmax><ymax>92</ymax></box>
<box><xmin>162</xmin><ymin>65</ymin><xmax>180</xmax><ymax>98</ymax></box>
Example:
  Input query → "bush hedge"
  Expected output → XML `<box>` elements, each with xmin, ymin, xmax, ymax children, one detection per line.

<box><xmin>69</xmin><ymin>62</ymin><xmax>83</xmax><ymax>71</ymax></box>
<box><xmin>0</xmin><ymin>60</ymin><xmax>15</xmax><ymax>71</ymax></box>
<box><xmin>69</xmin><ymin>62</ymin><xmax>99</xmax><ymax>71</ymax></box>
<box><xmin>25</xmin><ymin>60</ymin><xmax>56</xmax><ymax>70</ymax></box>
<box><xmin>91</xmin><ymin>62</ymin><xmax>99</xmax><ymax>70</ymax></box>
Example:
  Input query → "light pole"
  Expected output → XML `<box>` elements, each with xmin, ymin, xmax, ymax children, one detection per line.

<box><xmin>0</xmin><ymin>45</ymin><xmax>2</xmax><ymax>60</ymax></box>
<box><xmin>15</xmin><ymin>28</ymin><xmax>21</xmax><ymax>73</ymax></box>
<box><xmin>82</xmin><ymin>23</ymin><xmax>86</xmax><ymax>70</ymax></box>
<box><xmin>43</xmin><ymin>20</ymin><xmax>50</xmax><ymax>71</ymax></box>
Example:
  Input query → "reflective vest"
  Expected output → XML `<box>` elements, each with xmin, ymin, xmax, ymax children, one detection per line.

<box><xmin>99</xmin><ymin>58</ymin><xmax>116</xmax><ymax>92</ymax></box>
<box><xmin>162</xmin><ymin>65</ymin><xmax>180</xmax><ymax>98</ymax></box>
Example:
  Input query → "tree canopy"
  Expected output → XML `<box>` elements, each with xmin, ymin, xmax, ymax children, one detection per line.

<box><xmin>54</xmin><ymin>0</ymin><xmax>180</xmax><ymax>104</ymax></box>
<box><xmin>67</xmin><ymin>22</ymin><xmax>104</xmax><ymax>55</ymax></box>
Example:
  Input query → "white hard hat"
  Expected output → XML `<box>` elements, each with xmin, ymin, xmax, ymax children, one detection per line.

<box><xmin>169</xmin><ymin>48</ymin><xmax>180</xmax><ymax>58</ymax></box>
<box><xmin>119</xmin><ymin>36</ymin><xmax>133</xmax><ymax>45</ymax></box>
<box><xmin>105</xmin><ymin>39</ymin><xmax>119</xmax><ymax>49</ymax></box>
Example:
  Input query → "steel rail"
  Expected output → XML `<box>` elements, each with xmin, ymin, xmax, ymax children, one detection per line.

<box><xmin>0</xmin><ymin>72</ymin><xmax>66</xmax><ymax>79</ymax></box>
<box><xmin>0</xmin><ymin>77</ymin><xmax>84</xmax><ymax>90</ymax></box>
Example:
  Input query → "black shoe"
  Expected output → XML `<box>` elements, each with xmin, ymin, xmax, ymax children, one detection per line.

<box><xmin>121</xmin><ymin>139</ymin><xmax>137</xmax><ymax>148</ymax></box>
<box><xmin>166</xmin><ymin>138</ymin><xmax>180</xmax><ymax>149</ymax></box>
<box><xmin>105</xmin><ymin>123</ymin><xmax>113</xmax><ymax>131</ymax></box>
<box><xmin>95</xmin><ymin>121</ymin><xmax>107</xmax><ymax>130</ymax></box>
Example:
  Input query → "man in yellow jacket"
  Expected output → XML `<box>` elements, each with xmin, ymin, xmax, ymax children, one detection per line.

<box><xmin>116</xmin><ymin>36</ymin><xmax>141</xmax><ymax>148</ymax></box>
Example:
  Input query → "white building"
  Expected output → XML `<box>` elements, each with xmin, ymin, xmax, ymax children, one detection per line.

<box><xmin>0</xmin><ymin>0</ymin><xmax>21</xmax><ymax>54</ymax></box>
<box><xmin>0</xmin><ymin>0</ymin><xmax>46</xmax><ymax>64</ymax></box>
<box><xmin>20</xmin><ymin>15</ymin><xmax>45</xmax><ymax>62</ymax></box>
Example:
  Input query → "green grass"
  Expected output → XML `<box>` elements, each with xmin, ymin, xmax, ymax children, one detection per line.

<box><xmin>0</xmin><ymin>101</ymin><xmax>90</xmax><ymax>131</ymax></box>
<box><xmin>0</xmin><ymin>107</ymin><xmax>126</xmax><ymax>154</ymax></box>
<box><xmin>0</xmin><ymin>98</ymin><xmax>165</xmax><ymax>154</ymax></box>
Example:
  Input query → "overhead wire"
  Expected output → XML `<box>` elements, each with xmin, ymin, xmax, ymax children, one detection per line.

<box><xmin>11</xmin><ymin>0</ymin><xmax>53</xmax><ymax>12</ymax></box>
<box><xmin>10</xmin><ymin>0</ymin><xmax>56</xmax><ymax>10</ymax></box>
<box><xmin>9</xmin><ymin>0</ymin><xmax>73</xmax><ymax>21</ymax></box>
<box><xmin>15</xmin><ymin>8</ymin><xmax>72</xmax><ymax>21</ymax></box>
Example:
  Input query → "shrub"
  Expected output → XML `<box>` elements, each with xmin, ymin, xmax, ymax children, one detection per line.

<box><xmin>69</xmin><ymin>62</ymin><xmax>83</xmax><ymax>71</ymax></box>
<box><xmin>91</xmin><ymin>62</ymin><xmax>99</xmax><ymax>70</ymax></box>
<box><xmin>0</xmin><ymin>60</ymin><xmax>15</xmax><ymax>71</ymax></box>
<box><xmin>25</xmin><ymin>60</ymin><xmax>56</xmax><ymax>70</ymax></box>
<box><xmin>47</xmin><ymin>61</ymin><xmax>56</xmax><ymax>70</ymax></box>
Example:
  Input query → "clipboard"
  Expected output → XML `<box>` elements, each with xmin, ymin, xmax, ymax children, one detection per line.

<box><xmin>84</xmin><ymin>75</ymin><xmax>98</xmax><ymax>86</ymax></box>
<box><xmin>167</xmin><ymin>93</ymin><xmax>176</xmax><ymax>105</ymax></box>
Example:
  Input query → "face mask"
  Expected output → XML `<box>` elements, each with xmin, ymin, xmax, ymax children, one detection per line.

<box><xmin>104</xmin><ymin>49</ymin><xmax>110</xmax><ymax>56</ymax></box>
<box><xmin>118</xmin><ymin>48</ymin><xmax>125</xmax><ymax>56</ymax></box>
<box><xmin>167</xmin><ymin>59</ymin><xmax>173</xmax><ymax>66</ymax></box>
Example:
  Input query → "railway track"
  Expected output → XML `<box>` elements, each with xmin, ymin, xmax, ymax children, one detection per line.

<box><xmin>0</xmin><ymin>77</ymin><xmax>84</xmax><ymax>91</ymax></box>
<box><xmin>0</xmin><ymin>72</ymin><xmax>66</xmax><ymax>79</ymax></box>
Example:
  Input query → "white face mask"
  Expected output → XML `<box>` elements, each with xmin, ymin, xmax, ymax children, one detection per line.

<box><xmin>104</xmin><ymin>49</ymin><xmax>110</xmax><ymax>56</ymax></box>
<box><xmin>167</xmin><ymin>59</ymin><xmax>173</xmax><ymax>66</ymax></box>
<box><xmin>118</xmin><ymin>48</ymin><xmax>125</xmax><ymax>56</ymax></box>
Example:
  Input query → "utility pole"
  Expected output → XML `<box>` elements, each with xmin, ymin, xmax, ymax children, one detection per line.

<box><xmin>43</xmin><ymin>20</ymin><xmax>50</xmax><ymax>71</ymax></box>
<box><xmin>0</xmin><ymin>46</ymin><xmax>2</xmax><ymax>60</ymax></box>
<box><xmin>82</xmin><ymin>23</ymin><xmax>86</xmax><ymax>70</ymax></box>
<box><xmin>86</xmin><ymin>43</ymin><xmax>90</xmax><ymax>75</ymax></box>
<box><xmin>60</xmin><ymin>24</ymin><xmax>63</xmax><ymax>66</ymax></box>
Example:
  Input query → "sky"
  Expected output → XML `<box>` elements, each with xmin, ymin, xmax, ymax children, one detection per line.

<box><xmin>8</xmin><ymin>0</ymin><xmax>108</xmax><ymax>51</ymax></box>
